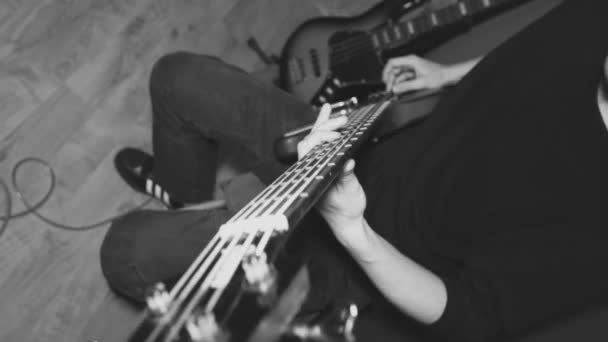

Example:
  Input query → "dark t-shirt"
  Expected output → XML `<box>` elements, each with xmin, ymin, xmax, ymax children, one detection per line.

<box><xmin>355</xmin><ymin>0</ymin><xmax>608</xmax><ymax>340</ymax></box>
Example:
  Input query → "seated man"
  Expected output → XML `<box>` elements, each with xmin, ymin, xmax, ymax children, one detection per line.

<box><xmin>101</xmin><ymin>0</ymin><xmax>608</xmax><ymax>340</ymax></box>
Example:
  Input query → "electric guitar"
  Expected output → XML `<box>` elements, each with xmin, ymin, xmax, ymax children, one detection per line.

<box><xmin>128</xmin><ymin>96</ymin><xmax>395</xmax><ymax>342</ymax></box>
<box><xmin>279</xmin><ymin>0</ymin><xmax>531</xmax><ymax>106</ymax></box>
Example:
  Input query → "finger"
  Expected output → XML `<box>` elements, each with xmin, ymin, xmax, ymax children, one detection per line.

<box><xmin>386</xmin><ymin>69</ymin><xmax>396</xmax><ymax>91</ymax></box>
<box><xmin>297</xmin><ymin>131</ymin><xmax>341</xmax><ymax>158</ymax></box>
<box><xmin>388</xmin><ymin>68</ymin><xmax>417</xmax><ymax>92</ymax></box>
<box><xmin>383</xmin><ymin>58</ymin><xmax>405</xmax><ymax>84</ymax></box>
<box><xmin>393</xmin><ymin>70</ymin><xmax>417</xmax><ymax>86</ymax></box>
<box><xmin>383</xmin><ymin>55</ymin><xmax>421</xmax><ymax>82</ymax></box>
<box><xmin>337</xmin><ymin>159</ymin><xmax>358</xmax><ymax>185</ymax></box>
<box><xmin>315</xmin><ymin>115</ymin><xmax>347</xmax><ymax>132</ymax></box>
<box><xmin>342</xmin><ymin>159</ymin><xmax>355</xmax><ymax>175</ymax></box>
<box><xmin>305</xmin><ymin>130</ymin><xmax>341</xmax><ymax>146</ymax></box>
<box><xmin>382</xmin><ymin>60</ymin><xmax>394</xmax><ymax>84</ymax></box>
<box><xmin>383</xmin><ymin>63</ymin><xmax>397</xmax><ymax>86</ymax></box>
<box><xmin>313</xmin><ymin>103</ymin><xmax>332</xmax><ymax>128</ymax></box>
<box><xmin>392</xmin><ymin>78</ymin><xmax>427</xmax><ymax>94</ymax></box>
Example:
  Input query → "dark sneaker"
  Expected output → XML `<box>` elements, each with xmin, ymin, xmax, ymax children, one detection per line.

<box><xmin>114</xmin><ymin>148</ymin><xmax>184</xmax><ymax>209</ymax></box>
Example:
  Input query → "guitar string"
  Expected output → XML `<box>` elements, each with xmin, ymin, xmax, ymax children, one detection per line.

<box><xmin>144</xmin><ymin>236</ymin><xmax>230</xmax><ymax>342</ymax></box>
<box><xmin>162</xmin><ymin>102</ymin><xmax>383</xmax><ymax>339</ymax></box>
<box><xmin>165</xmin><ymin>228</ymin><xmax>259</xmax><ymax>342</ymax></box>
<box><xmin>226</xmin><ymin>161</ymin><xmax>301</xmax><ymax>224</ymax></box>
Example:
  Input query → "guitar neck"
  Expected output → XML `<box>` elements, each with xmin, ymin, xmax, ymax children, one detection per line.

<box><xmin>370</xmin><ymin>0</ymin><xmax>520</xmax><ymax>50</ymax></box>
<box><xmin>227</xmin><ymin>97</ymin><xmax>393</xmax><ymax>229</ymax></box>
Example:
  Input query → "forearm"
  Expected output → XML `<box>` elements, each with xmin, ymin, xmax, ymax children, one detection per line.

<box><xmin>442</xmin><ymin>56</ymin><xmax>483</xmax><ymax>86</ymax></box>
<box><xmin>333</xmin><ymin>217</ymin><xmax>447</xmax><ymax>325</ymax></box>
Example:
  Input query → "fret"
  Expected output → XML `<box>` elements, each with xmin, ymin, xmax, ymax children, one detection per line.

<box><xmin>257</xmin><ymin>146</ymin><xmax>334</xmax><ymax>214</ymax></box>
<box><xmin>406</xmin><ymin>21</ymin><xmax>415</xmax><ymax>35</ymax></box>
<box><xmin>263</xmin><ymin>184</ymin><xmax>284</xmax><ymax>201</ymax></box>
<box><xmin>258</xmin><ymin>199</ymin><xmax>276</xmax><ymax>217</ymax></box>
<box><xmin>466</xmin><ymin>0</ymin><xmax>485</xmax><ymax>13</ymax></box>
<box><xmin>436</xmin><ymin>6</ymin><xmax>457</xmax><ymax>25</ymax></box>
<box><xmin>445</xmin><ymin>5</ymin><xmax>462</xmax><ymax>23</ymax></box>
<box><xmin>274</xmin><ymin>178</ymin><xmax>300</xmax><ymax>199</ymax></box>
<box><xmin>381</xmin><ymin>29</ymin><xmax>391</xmax><ymax>45</ymax></box>
<box><xmin>243</xmin><ymin>201</ymin><xmax>265</xmax><ymax>220</ymax></box>
<box><xmin>458</xmin><ymin>2</ymin><xmax>469</xmax><ymax>16</ymax></box>
<box><xmin>251</xmin><ymin>182</ymin><xmax>277</xmax><ymax>203</ymax></box>
<box><xmin>371</xmin><ymin>33</ymin><xmax>381</xmax><ymax>48</ymax></box>
<box><xmin>413</xmin><ymin>15</ymin><xmax>432</xmax><ymax>34</ymax></box>
<box><xmin>430</xmin><ymin>12</ymin><xmax>439</xmax><ymax>27</ymax></box>
<box><xmin>271</xmin><ymin>197</ymin><xmax>289</xmax><ymax>216</ymax></box>
<box><xmin>434</xmin><ymin>9</ymin><xmax>448</xmax><ymax>25</ymax></box>
<box><xmin>231</xmin><ymin>202</ymin><xmax>255</xmax><ymax>222</ymax></box>
<box><xmin>393</xmin><ymin>25</ymin><xmax>402</xmax><ymax>40</ymax></box>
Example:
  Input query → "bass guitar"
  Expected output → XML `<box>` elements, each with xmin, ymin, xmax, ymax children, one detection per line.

<box><xmin>128</xmin><ymin>95</ymin><xmax>395</xmax><ymax>342</ymax></box>
<box><xmin>280</xmin><ymin>0</ymin><xmax>530</xmax><ymax>106</ymax></box>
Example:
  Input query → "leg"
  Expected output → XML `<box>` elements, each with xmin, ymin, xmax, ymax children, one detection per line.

<box><xmin>100</xmin><ymin>208</ymin><xmax>232</xmax><ymax>303</ymax></box>
<box><xmin>150</xmin><ymin>52</ymin><xmax>315</xmax><ymax>203</ymax></box>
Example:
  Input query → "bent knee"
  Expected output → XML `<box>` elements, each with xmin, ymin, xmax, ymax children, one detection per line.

<box><xmin>149</xmin><ymin>52</ymin><xmax>228</xmax><ymax>95</ymax></box>
<box><xmin>99</xmin><ymin>212</ymin><xmax>154</xmax><ymax>304</ymax></box>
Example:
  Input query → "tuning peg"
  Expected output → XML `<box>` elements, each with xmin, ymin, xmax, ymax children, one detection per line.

<box><xmin>242</xmin><ymin>250</ymin><xmax>278</xmax><ymax>306</ymax></box>
<box><xmin>186</xmin><ymin>312</ymin><xmax>227</xmax><ymax>342</ymax></box>
<box><xmin>288</xmin><ymin>303</ymin><xmax>359</xmax><ymax>341</ymax></box>
<box><xmin>145</xmin><ymin>283</ymin><xmax>172</xmax><ymax>316</ymax></box>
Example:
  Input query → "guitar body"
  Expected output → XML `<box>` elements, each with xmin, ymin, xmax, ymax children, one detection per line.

<box><xmin>279</xmin><ymin>0</ymin><xmax>428</xmax><ymax>106</ymax></box>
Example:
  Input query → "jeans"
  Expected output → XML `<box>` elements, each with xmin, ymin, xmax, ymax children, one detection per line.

<box><xmin>150</xmin><ymin>52</ymin><xmax>314</xmax><ymax>203</ymax></box>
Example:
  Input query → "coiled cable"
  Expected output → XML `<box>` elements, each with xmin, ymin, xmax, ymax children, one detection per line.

<box><xmin>0</xmin><ymin>157</ymin><xmax>152</xmax><ymax>237</ymax></box>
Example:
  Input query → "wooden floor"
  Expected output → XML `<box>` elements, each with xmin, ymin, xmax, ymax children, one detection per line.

<box><xmin>0</xmin><ymin>0</ymin><xmax>563</xmax><ymax>341</ymax></box>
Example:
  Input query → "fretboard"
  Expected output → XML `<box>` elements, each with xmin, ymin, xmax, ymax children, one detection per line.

<box><xmin>370</xmin><ymin>0</ymin><xmax>516</xmax><ymax>50</ymax></box>
<box><xmin>226</xmin><ymin>97</ymin><xmax>393</xmax><ymax>228</ymax></box>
